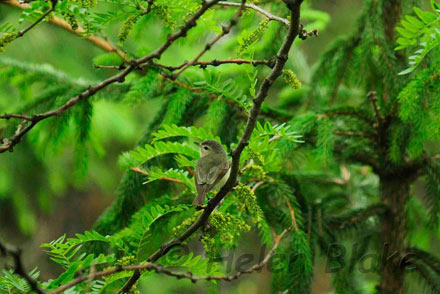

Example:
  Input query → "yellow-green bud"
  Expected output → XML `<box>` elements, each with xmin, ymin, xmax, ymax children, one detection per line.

<box><xmin>0</xmin><ymin>33</ymin><xmax>17</xmax><ymax>52</ymax></box>
<box><xmin>282</xmin><ymin>69</ymin><xmax>302</xmax><ymax>89</ymax></box>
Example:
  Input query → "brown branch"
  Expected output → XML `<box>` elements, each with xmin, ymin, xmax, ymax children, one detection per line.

<box><xmin>50</xmin><ymin>225</ymin><xmax>292</xmax><ymax>293</ymax></box>
<box><xmin>138</xmin><ymin>0</ymin><xmax>154</xmax><ymax>15</ymax></box>
<box><xmin>172</xmin><ymin>0</ymin><xmax>247</xmax><ymax>79</ymax></box>
<box><xmin>217</xmin><ymin>1</ymin><xmax>290</xmax><ymax>26</ymax></box>
<box><xmin>285</xmin><ymin>198</ymin><xmax>299</xmax><ymax>231</ymax></box>
<box><xmin>148</xmin><ymin>58</ymin><xmax>274</xmax><ymax>72</ymax></box>
<box><xmin>17</xmin><ymin>5</ymin><xmax>55</xmax><ymax>38</ymax></box>
<box><xmin>0</xmin><ymin>113</ymin><xmax>32</xmax><ymax>120</ymax></box>
<box><xmin>4</xmin><ymin>0</ymin><xmax>127</xmax><ymax>60</ymax></box>
<box><xmin>0</xmin><ymin>0</ymin><xmax>222</xmax><ymax>153</ymax></box>
<box><xmin>118</xmin><ymin>1</ymin><xmax>303</xmax><ymax>292</ymax></box>
<box><xmin>0</xmin><ymin>240</ymin><xmax>46</xmax><ymax>294</ymax></box>
<box><xmin>251</xmin><ymin>180</ymin><xmax>265</xmax><ymax>193</ymax></box>
<box><xmin>367</xmin><ymin>91</ymin><xmax>385</xmax><ymax>127</ymax></box>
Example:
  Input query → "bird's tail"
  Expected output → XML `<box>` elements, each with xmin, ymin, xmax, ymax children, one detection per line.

<box><xmin>192</xmin><ymin>192</ymin><xmax>205</xmax><ymax>206</ymax></box>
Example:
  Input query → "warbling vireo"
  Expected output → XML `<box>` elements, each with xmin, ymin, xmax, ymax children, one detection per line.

<box><xmin>193</xmin><ymin>140</ymin><xmax>230</xmax><ymax>206</ymax></box>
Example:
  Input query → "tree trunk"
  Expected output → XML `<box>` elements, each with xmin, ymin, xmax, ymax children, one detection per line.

<box><xmin>383</xmin><ymin>0</ymin><xmax>403</xmax><ymax>43</ymax></box>
<box><xmin>377</xmin><ymin>176</ymin><xmax>409</xmax><ymax>294</ymax></box>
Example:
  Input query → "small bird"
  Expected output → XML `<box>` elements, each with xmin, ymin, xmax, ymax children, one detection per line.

<box><xmin>193</xmin><ymin>140</ymin><xmax>230</xmax><ymax>206</ymax></box>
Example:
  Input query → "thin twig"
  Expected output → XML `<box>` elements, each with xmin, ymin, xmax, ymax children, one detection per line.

<box><xmin>5</xmin><ymin>0</ymin><xmax>127</xmax><ymax>60</ymax></box>
<box><xmin>0</xmin><ymin>240</ymin><xmax>47</xmax><ymax>294</ymax></box>
<box><xmin>251</xmin><ymin>180</ymin><xmax>265</xmax><ymax>193</ymax></box>
<box><xmin>147</xmin><ymin>58</ymin><xmax>274</xmax><ymax>71</ymax></box>
<box><xmin>17</xmin><ymin>6</ymin><xmax>55</xmax><ymax>38</ymax></box>
<box><xmin>173</xmin><ymin>0</ymin><xmax>247</xmax><ymax>79</ymax></box>
<box><xmin>285</xmin><ymin>198</ymin><xmax>299</xmax><ymax>231</ymax></box>
<box><xmin>217</xmin><ymin>1</ymin><xmax>290</xmax><ymax>26</ymax></box>
<box><xmin>367</xmin><ymin>91</ymin><xmax>384</xmax><ymax>127</ymax></box>
<box><xmin>0</xmin><ymin>113</ymin><xmax>32</xmax><ymax>120</ymax></box>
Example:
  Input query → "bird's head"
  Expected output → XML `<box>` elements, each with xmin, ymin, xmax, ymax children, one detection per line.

<box><xmin>196</xmin><ymin>140</ymin><xmax>226</xmax><ymax>157</ymax></box>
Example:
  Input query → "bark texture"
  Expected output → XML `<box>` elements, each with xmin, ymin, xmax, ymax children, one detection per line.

<box><xmin>377</xmin><ymin>176</ymin><xmax>409</xmax><ymax>294</ymax></box>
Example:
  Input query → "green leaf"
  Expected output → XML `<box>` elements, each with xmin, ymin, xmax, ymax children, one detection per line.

<box><xmin>143</xmin><ymin>168</ymin><xmax>195</xmax><ymax>193</ymax></box>
<box><xmin>134</xmin><ymin>204</ymin><xmax>191</xmax><ymax>261</ymax></box>
<box><xmin>129</xmin><ymin>141</ymin><xmax>199</xmax><ymax>164</ymax></box>
<box><xmin>152</xmin><ymin>124</ymin><xmax>219</xmax><ymax>143</ymax></box>
<box><xmin>413</xmin><ymin>7</ymin><xmax>438</xmax><ymax>24</ymax></box>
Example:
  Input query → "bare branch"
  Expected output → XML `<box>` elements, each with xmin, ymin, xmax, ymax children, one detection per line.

<box><xmin>4</xmin><ymin>0</ymin><xmax>127</xmax><ymax>60</ymax></box>
<box><xmin>367</xmin><ymin>91</ymin><xmax>385</xmax><ymax>127</ymax></box>
<box><xmin>285</xmin><ymin>198</ymin><xmax>299</xmax><ymax>231</ymax></box>
<box><xmin>0</xmin><ymin>113</ymin><xmax>32</xmax><ymax>120</ymax></box>
<box><xmin>17</xmin><ymin>5</ymin><xmax>55</xmax><ymax>37</ymax></box>
<box><xmin>147</xmin><ymin>58</ymin><xmax>274</xmax><ymax>71</ymax></box>
<box><xmin>217</xmin><ymin>1</ymin><xmax>290</xmax><ymax>26</ymax></box>
<box><xmin>0</xmin><ymin>240</ymin><xmax>46</xmax><ymax>294</ymax></box>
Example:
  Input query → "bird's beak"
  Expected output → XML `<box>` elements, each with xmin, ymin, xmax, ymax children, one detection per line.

<box><xmin>194</xmin><ymin>141</ymin><xmax>201</xmax><ymax>147</ymax></box>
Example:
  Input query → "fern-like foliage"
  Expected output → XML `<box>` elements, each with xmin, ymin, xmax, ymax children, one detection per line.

<box><xmin>0</xmin><ymin>268</ymin><xmax>40</xmax><ymax>294</ymax></box>
<box><xmin>152</xmin><ymin>124</ymin><xmax>219</xmax><ymax>143</ymax></box>
<box><xmin>110</xmin><ymin>204</ymin><xmax>191</xmax><ymax>261</ymax></box>
<box><xmin>396</xmin><ymin>1</ymin><xmax>440</xmax><ymax>74</ymax></box>
<box><xmin>251</xmin><ymin>121</ymin><xmax>303</xmax><ymax>143</ymax></box>
<box><xmin>144</xmin><ymin>168</ymin><xmax>195</xmax><ymax>193</ymax></box>
<box><xmin>41</xmin><ymin>231</ymin><xmax>123</xmax><ymax>268</ymax></box>
<box><xmin>193</xmin><ymin>70</ymin><xmax>252</xmax><ymax>112</ymax></box>
<box><xmin>129</xmin><ymin>141</ymin><xmax>199</xmax><ymax>164</ymax></box>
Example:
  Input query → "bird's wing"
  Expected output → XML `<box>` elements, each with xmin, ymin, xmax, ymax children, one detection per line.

<box><xmin>193</xmin><ymin>158</ymin><xmax>229</xmax><ymax>205</ymax></box>
<box><xmin>195</xmin><ymin>159</ymin><xmax>208</xmax><ymax>185</ymax></box>
<box><xmin>207</xmin><ymin>159</ymin><xmax>230</xmax><ymax>187</ymax></box>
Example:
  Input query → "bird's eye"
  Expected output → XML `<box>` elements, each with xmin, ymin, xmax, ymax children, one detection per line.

<box><xmin>203</xmin><ymin>146</ymin><xmax>209</xmax><ymax>150</ymax></box>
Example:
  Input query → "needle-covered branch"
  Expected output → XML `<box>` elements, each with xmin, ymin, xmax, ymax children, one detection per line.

<box><xmin>406</xmin><ymin>247</ymin><xmax>440</xmax><ymax>276</ymax></box>
<box><xmin>118</xmin><ymin>1</ymin><xmax>303</xmax><ymax>292</ymax></box>
<box><xmin>327</xmin><ymin>204</ymin><xmax>387</xmax><ymax>230</ymax></box>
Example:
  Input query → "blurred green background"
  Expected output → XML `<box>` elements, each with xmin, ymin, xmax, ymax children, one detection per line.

<box><xmin>0</xmin><ymin>1</ymin><xmax>401</xmax><ymax>292</ymax></box>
